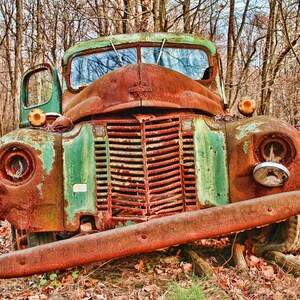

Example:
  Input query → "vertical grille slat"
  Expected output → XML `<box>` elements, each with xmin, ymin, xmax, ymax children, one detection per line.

<box><xmin>181</xmin><ymin>130</ymin><xmax>197</xmax><ymax>206</ymax></box>
<box><xmin>94</xmin><ymin>115</ymin><xmax>197</xmax><ymax>219</ymax></box>
<box><xmin>95</xmin><ymin>140</ymin><xmax>109</xmax><ymax>211</ymax></box>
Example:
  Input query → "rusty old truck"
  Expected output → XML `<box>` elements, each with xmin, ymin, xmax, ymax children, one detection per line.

<box><xmin>0</xmin><ymin>33</ymin><xmax>300</xmax><ymax>278</ymax></box>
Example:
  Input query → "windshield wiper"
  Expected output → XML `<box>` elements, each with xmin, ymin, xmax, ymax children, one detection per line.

<box><xmin>110</xmin><ymin>40</ymin><xmax>123</xmax><ymax>66</ymax></box>
<box><xmin>156</xmin><ymin>38</ymin><xmax>166</xmax><ymax>65</ymax></box>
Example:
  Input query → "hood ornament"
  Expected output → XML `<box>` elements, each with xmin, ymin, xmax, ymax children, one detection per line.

<box><xmin>128</xmin><ymin>80</ymin><xmax>152</xmax><ymax>99</ymax></box>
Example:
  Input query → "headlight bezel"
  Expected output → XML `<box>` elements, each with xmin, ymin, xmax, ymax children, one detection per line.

<box><xmin>0</xmin><ymin>145</ymin><xmax>35</xmax><ymax>185</ymax></box>
<box><xmin>255</xmin><ymin>134</ymin><xmax>295</xmax><ymax>166</ymax></box>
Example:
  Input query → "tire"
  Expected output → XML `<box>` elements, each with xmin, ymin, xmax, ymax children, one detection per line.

<box><xmin>251</xmin><ymin>215</ymin><xmax>300</xmax><ymax>254</ymax></box>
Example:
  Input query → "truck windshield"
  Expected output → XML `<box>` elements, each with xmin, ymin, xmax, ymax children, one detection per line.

<box><xmin>141</xmin><ymin>47</ymin><xmax>209</xmax><ymax>80</ymax></box>
<box><xmin>70</xmin><ymin>46</ymin><xmax>210</xmax><ymax>89</ymax></box>
<box><xmin>70</xmin><ymin>48</ymin><xmax>137</xmax><ymax>89</ymax></box>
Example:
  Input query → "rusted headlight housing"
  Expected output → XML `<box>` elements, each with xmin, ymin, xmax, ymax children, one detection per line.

<box><xmin>256</xmin><ymin>135</ymin><xmax>294</xmax><ymax>164</ymax></box>
<box><xmin>0</xmin><ymin>147</ymin><xmax>35</xmax><ymax>184</ymax></box>
<box><xmin>253</xmin><ymin>162</ymin><xmax>290</xmax><ymax>187</ymax></box>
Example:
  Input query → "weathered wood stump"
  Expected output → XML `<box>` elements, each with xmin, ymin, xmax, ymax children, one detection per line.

<box><xmin>265</xmin><ymin>251</ymin><xmax>300</xmax><ymax>276</ymax></box>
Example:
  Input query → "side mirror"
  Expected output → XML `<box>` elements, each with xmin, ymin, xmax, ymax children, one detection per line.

<box><xmin>20</xmin><ymin>64</ymin><xmax>62</xmax><ymax>127</ymax></box>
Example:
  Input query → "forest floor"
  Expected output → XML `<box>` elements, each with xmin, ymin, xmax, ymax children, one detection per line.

<box><xmin>0</xmin><ymin>221</ymin><xmax>299</xmax><ymax>300</ymax></box>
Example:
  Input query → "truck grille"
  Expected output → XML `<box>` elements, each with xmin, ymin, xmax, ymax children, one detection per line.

<box><xmin>95</xmin><ymin>115</ymin><xmax>197</xmax><ymax>220</ymax></box>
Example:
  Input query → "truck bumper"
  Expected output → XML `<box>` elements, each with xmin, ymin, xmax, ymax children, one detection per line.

<box><xmin>0</xmin><ymin>190</ymin><xmax>300</xmax><ymax>278</ymax></box>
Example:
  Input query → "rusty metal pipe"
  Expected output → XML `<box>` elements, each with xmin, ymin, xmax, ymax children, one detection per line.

<box><xmin>1</xmin><ymin>191</ymin><xmax>300</xmax><ymax>278</ymax></box>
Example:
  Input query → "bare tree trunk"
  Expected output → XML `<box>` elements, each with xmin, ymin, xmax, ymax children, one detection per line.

<box><xmin>37</xmin><ymin>0</ymin><xmax>43</xmax><ymax>64</ymax></box>
<box><xmin>122</xmin><ymin>0</ymin><xmax>129</xmax><ymax>33</ymax></box>
<box><xmin>51</xmin><ymin>1</ymin><xmax>58</xmax><ymax>66</ymax></box>
<box><xmin>153</xmin><ymin>0</ymin><xmax>160</xmax><ymax>32</ymax></box>
<box><xmin>278</xmin><ymin>0</ymin><xmax>300</xmax><ymax>66</ymax></box>
<box><xmin>13</xmin><ymin>0</ymin><xmax>23</xmax><ymax>128</ymax></box>
<box><xmin>183</xmin><ymin>0</ymin><xmax>191</xmax><ymax>33</ymax></box>
<box><xmin>226</xmin><ymin>0</ymin><xmax>250</xmax><ymax>108</ymax></box>
<box><xmin>159</xmin><ymin>0</ymin><xmax>167</xmax><ymax>31</ymax></box>
<box><xmin>225</xmin><ymin>0</ymin><xmax>235</xmax><ymax>103</ymax></box>
<box><xmin>260</xmin><ymin>0</ymin><xmax>278</xmax><ymax>115</ymax></box>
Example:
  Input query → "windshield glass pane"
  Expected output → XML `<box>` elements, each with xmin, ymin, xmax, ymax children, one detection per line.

<box><xmin>70</xmin><ymin>48</ymin><xmax>137</xmax><ymax>89</ymax></box>
<box><xmin>141</xmin><ymin>47</ymin><xmax>209</xmax><ymax>80</ymax></box>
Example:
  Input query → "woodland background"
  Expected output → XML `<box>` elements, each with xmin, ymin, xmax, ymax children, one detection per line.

<box><xmin>0</xmin><ymin>0</ymin><xmax>299</xmax><ymax>135</ymax></box>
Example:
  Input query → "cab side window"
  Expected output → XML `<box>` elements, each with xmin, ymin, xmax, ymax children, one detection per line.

<box><xmin>27</xmin><ymin>69</ymin><xmax>52</xmax><ymax>107</ymax></box>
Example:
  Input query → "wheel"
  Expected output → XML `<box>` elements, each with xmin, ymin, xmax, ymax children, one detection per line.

<box><xmin>11</xmin><ymin>225</ymin><xmax>56</xmax><ymax>250</ymax></box>
<box><xmin>250</xmin><ymin>215</ymin><xmax>300</xmax><ymax>254</ymax></box>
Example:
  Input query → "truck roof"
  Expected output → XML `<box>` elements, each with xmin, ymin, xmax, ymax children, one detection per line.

<box><xmin>63</xmin><ymin>32</ymin><xmax>217</xmax><ymax>65</ymax></box>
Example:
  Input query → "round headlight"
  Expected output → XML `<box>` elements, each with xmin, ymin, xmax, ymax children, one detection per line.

<box><xmin>253</xmin><ymin>162</ymin><xmax>290</xmax><ymax>187</ymax></box>
<box><xmin>0</xmin><ymin>147</ymin><xmax>35</xmax><ymax>184</ymax></box>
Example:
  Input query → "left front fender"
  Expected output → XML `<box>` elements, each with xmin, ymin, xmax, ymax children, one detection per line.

<box><xmin>0</xmin><ymin>129</ymin><xmax>63</xmax><ymax>232</ymax></box>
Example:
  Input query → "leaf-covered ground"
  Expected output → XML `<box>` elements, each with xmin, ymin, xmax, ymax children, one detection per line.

<box><xmin>0</xmin><ymin>221</ymin><xmax>299</xmax><ymax>300</ymax></box>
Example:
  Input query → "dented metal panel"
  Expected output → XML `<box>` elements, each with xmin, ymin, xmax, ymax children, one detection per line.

<box><xmin>61</xmin><ymin>113</ymin><xmax>231</xmax><ymax>230</ymax></box>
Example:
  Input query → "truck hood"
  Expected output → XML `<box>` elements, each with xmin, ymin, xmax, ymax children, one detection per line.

<box><xmin>64</xmin><ymin>63</ymin><xmax>224</xmax><ymax>122</ymax></box>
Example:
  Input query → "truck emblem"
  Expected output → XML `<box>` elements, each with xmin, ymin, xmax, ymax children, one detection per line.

<box><xmin>128</xmin><ymin>80</ymin><xmax>152</xmax><ymax>98</ymax></box>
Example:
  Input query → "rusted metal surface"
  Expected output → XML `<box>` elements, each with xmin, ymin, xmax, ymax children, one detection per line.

<box><xmin>0</xmin><ymin>129</ymin><xmax>64</xmax><ymax>232</ymax></box>
<box><xmin>0</xmin><ymin>191</ymin><xmax>299</xmax><ymax>278</ymax></box>
<box><xmin>226</xmin><ymin>116</ymin><xmax>300</xmax><ymax>202</ymax></box>
<box><xmin>63</xmin><ymin>63</ymin><xmax>223</xmax><ymax>122</ymax></box>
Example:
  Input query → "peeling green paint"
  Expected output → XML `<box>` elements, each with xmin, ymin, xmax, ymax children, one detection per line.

<box><xmin>41</xmin><ymin>140</ymin><xmax>55</xmax><ymax>175</ymax></box>
<box><xmin>37</xmin><ymin>183</ymin><xmax>43</xmax><ymax>198</ymax></box>
<box><xmin>63</xmin><ymin>124</ymin><xmax>96</xmax><ymax>225</ymax></box>
<box><xmin>243</xmin><ymin>141</ymin><xmax>249</xmax><ymax>155</ymax></box>
<box><xmin>194</xmin><ymin>119</ymin><xmax>228</xmax><ymax>206</ymax></box>
<box><xmin>236</xmin><ymin>122</ymin><xmax>263</xmax><ymax>140</ymax></box>
<box><xmin>63</xmin><ymin>32</ymin><xmax>216</xmax><ymax>65</ymax></box>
